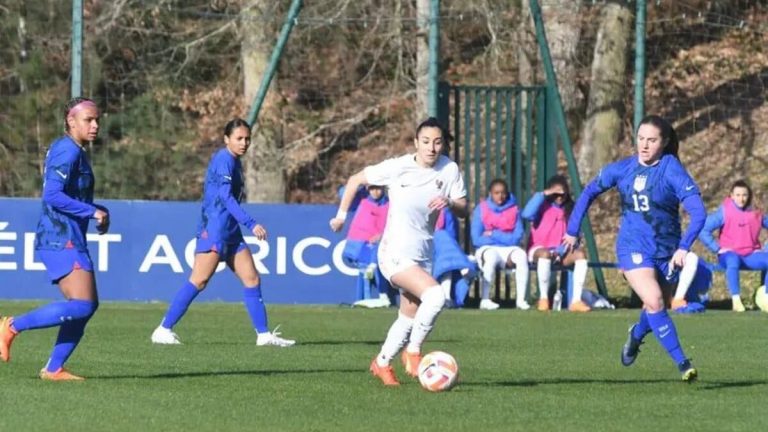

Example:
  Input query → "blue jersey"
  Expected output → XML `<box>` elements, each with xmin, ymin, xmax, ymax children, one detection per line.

<box><xmin>35</xmin><ymin>136</ymin><xmax>97</xmax><ymax>252</ymax></box>
<box><xmin>568</xmin><ymin>154</ymin><xmax>702</xmax><ymax>259</ymax></box>
<box><xmin>196</xmin><ymin>149</ymin><xmax>257</xmax><ymax>242</ymax></box>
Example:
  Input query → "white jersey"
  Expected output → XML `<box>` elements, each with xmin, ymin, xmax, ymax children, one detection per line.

<box><xmin>364</xmin><ymin>154</ymin><xmax>466</xmax><ymax>261</ymax></box>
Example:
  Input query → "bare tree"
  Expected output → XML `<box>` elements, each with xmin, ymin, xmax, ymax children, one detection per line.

<box><xmin>542</xmin><ymin>0</ymin><xmax>583</xmax><ymax>128</ymax></box>
<box><xmin>415</xmin><ymin>0</ymin><xmax>430</xmax><ymax>120</ymax></box>
<box><xmin>17</xmin><ymin>0</ymin><xmax>27</xmax><ymax>93</ymax></box>
<box><xmin>517</xmin><ymin>0</ymin><xmax>538</xmax><ymax>87</ymax></box>
<box><xmin>241</xmin><ymin>0</ymin><xmax>286</xmax><ymax>202</ymax></box>
<box><xmin>578</xmin><ymin>1</ymin><xmax>633</xmax><ymax>180</ymax></box>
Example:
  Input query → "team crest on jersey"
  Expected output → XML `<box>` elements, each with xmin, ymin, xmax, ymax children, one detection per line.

<box><xmin>633</xmin><ymin>175</ymin><xmax>647</xmax><ymax>192</ymax></box>
<box><xmin>435</xmin><ymin>179</ymin><xmax>443</xmax><ymax>189</ymax></box>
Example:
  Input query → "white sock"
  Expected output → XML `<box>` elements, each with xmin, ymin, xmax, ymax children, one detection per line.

<box><xmin>675</xmin><ymin>252</ymin><xmax>698</xmax><ymax>300</ymax></box>
<box><xmin>572</xmin><ymin>259</ymin><xmax>588</xmax><ymax>305</ymax></box>
<box><xmin>537</xmin><ymin>258</ymin><xmax>551</xmax><ymax>300</ymax></box>
<box><xmin>479</xmin><ymin>249</ymin><xmax>502</xmax><ymax>285</ymax></box>
<box><xmin>376</xmin><ymin>312</ymin><xmax>414</xmax><ymax>367</ymax></box>
<box><xmin>480</xmin><ymin>278</ymin><xmax>492</xmax><ymax>300</ymax></box>
<box><xmin>406</xmin><ymin>286</ymin><xmax>446</xmax><ymax>354</ymax></box>
<box><xmin>439</xmin><ymin>275</ymin><xmax>452</xmax><ymax>300</ymax></box>
<box><xmin>510</xmin><ymin>249</ymin><xmax>529</xmax><ymax>305</ymax></box>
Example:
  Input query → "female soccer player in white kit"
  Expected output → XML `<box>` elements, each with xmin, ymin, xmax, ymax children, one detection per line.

<box><xmin>330</xmin><ymin>118</ymin><xmax>467</xmax><ymax>386</ymax></box>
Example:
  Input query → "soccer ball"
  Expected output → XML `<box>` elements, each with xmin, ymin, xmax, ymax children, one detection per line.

<box><xmin>417</xmin><ymin>351</ymin><xmax>458</xmax><ymax>392</ymax></box>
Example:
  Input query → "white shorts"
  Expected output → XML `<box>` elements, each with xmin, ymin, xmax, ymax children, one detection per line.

<box><xmin>377</xmin><ymin>250</ymin><xmax>432</xmax><ymax>284</ymax></box>
<box><xmin>475</xmin><ymin>245</ymin><xmax>525</xmax><ymax>266</ymax></box>
<box><xmin>528</xmin><ymin>246</ymin><xmax>558</xmax><ymax>262</ymax></box>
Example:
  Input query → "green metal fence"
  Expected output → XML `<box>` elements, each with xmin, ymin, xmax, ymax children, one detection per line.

<box><xmin>438</xmin><ymin>83</ymin><xmax>552</xmax><ymax>248</ymax></box>
<box><xmin>437</xmin><ymin>83</ymin><xmax>547</xmax><ymax>301</ymax></box>
<box><xmin>438</xmin><ymin>82</ymin><xmax>608</xmax><ymax>300</ymax></box>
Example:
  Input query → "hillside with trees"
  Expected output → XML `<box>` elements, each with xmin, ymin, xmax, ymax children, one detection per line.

<box><xmin>1</xmin><ymin>0</ymin><xmax>766</xmax><ymax>299</ymax></box>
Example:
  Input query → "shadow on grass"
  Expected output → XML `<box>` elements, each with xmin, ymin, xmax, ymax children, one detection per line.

<box><xmin>92</xmin><ymin>368</ymin><xmax>363</xmax><ymax>380</ymax></box>
<box><xmin>698</xmin><ymin>380</ymin><xmax>768</xmax><ymax>390</ymax></box>
<box><xmin>298</xmin><ymin>339</ymin><xmax>458</xmax><ymax>346</ymax></box>
<box><xmin>460</xmin><ymin>378</ymin><xmax>768</xmax><ymax>388</ymax></box>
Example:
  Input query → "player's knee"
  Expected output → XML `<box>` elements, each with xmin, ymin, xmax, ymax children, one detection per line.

<box><xmin>243</xmin><ymin>274</ymin><xmax>261</xmax><ymax>287</ymax></box>
<box><xmin>189</xmin><ymin>277</ymin><xmax>210</xmax><ymax>290</ymax></box>
<box><xmin>644</xmin><ymin>298</ymin><xmax>665</xmax><ymax>312</ymax></box>
<box><xmin>420</xmin><ymin>285</ymin><xmax>446</xmax><ymax>312</ymax></box>
<box><xmin>508</xmin><ymin>249</ymin><xmax>527</xmax><ymax>266</ymax></box>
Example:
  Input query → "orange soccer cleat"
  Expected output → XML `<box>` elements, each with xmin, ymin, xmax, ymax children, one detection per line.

<box><xmin>537</xmin><ymin>299</ymin><xmax>550</xmax><ymax>311</ymax></box>
<box><xmin>670</xmin><ymin>298</ymin><xmax>688</xmax><ymax>311</ymax></box>
<box><xmin>0</xmin><ymin>316</ymin><xmax>18</xmax><ymax>362</ymax></box>
<box><xmin>369</xmin><ymin>358</ymin><xmax>400</xmax><ymax>386</ymax></box>
<box><xmin>568</xmin><ymin>300</ymin><xmax>592</xmax><ymax>313</ymax></box>
<box><xmin>39</xmin><ymin>368</ymin><xmax>85</xmax><ymax>381</ymax></box>
<box><xmin>401</xmin><ymin>351</ymin><xmax>422</xmax><ymax>378</ymax></box>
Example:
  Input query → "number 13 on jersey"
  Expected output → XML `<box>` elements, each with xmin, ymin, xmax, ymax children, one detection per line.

<box><xmin>632</xmin><ymin>193</ymin><xmax>650</xmax><ymax>212</ymax></box>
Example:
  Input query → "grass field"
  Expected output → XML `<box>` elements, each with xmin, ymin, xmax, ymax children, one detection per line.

<box><xmin>0</xmin><ymin>302</ymin><xmax>767</xmax><ymax>432</ymax></box>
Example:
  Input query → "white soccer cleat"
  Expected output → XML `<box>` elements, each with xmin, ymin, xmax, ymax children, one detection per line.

<box><xmin>257</xmin><ymin>326</ymin><xmax>296</xmax><ymax>347</ymax></box>
<box><xmin>151</xmin><ymin>326</ymin><xmax>182</xmax><ymax>345</ymax></box>
<box><xmin>732</xmin><ymin>296</ymin><xmax>746</xmax><ymax>312</ymax></box>
<box><xmin>479</xmin><ymin>299</ymin><xmax>500</xmax><ymax>310</ymax></box>
<box><xmin>755</xmin><ymin>286</ymin><xmax>768</xmax><ymax>313</ymax></box>
<box><xmin>353</xmin><ymin>297</ymin><xmax>391</xmax><ymax>308</ymax></box>
<box><xmin>516</xmin><ymin>301</ymin><xmax>532</xmax><ymax>311</ymax></box>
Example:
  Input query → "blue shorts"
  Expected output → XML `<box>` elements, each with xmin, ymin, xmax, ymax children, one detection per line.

<box><xmin>37</xmin><ymin>249</ymin><xmax>94</xmax><ymax>283</ymax></box>
<box><xmin>195</xmin><ymin>237</ymin><xmax>249</xmax><ymax>262</ymax></box>
<box><xmin>617</xmin><ymin>251</ymin><xmax>677</xmax><ymax>283</ymax></box>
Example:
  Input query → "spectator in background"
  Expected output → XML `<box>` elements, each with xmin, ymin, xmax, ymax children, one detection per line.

<box><xmin>342</xmin><ymin>185</ymin><xmax>392</xmax><ymax>308</ymax></box>
<box><xmin>521</xmin><ymin>175</ymin><xmax>590</xmax><ymax>312</ymax></box>
<box><xmin>433</xmin><ymin>207</ymin><xmax>477</xmax><ymax>308</ymax></box>
<box><xmin>699</xmin><ymin>180</ymin><xmax>768</xmax><ymax>312</ymax></box>
<box><xmin>471</xmin><ymin>179</ymin><xmax>530</xmax><ymax>310</ymax></box>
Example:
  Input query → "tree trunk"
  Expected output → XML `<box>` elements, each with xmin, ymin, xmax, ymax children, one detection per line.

<box><xmin>542</xmin><ymin>0</ymin><xmax>583</xmax><ymax>129</ymax></box>
<box><xmin>241</xmin><ymin>0</ymin><xmax>286</xmax><ymax>203</ymax></box>
<box><xmin>17</xmin><ymin>1</ymin><xmax>27</xmax><ymax>93</ymax></box>
<box><xmin>517</xmin><ymin>0</ymin><xmax>538</xmax><ymax>86</ymax></box>
<box><xmin>415</xmin><ymin>0</ymin><xmax>430</xmax><ymax>121</ymax></box>
<box><xmin>578</xmin><ymin>1</ymin><xmax>633</xmax><ymax>180</ymax></box>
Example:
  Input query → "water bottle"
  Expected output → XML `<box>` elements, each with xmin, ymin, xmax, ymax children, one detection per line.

<box><xmin>553</xmin><ymin>290</ymin><xmax>563</xmax><ymax>311</ymax></box>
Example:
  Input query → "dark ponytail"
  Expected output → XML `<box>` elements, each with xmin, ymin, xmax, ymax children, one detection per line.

<box><xmin>416</xmin><ymin>117</ymin><xmax>452</xmax><ymax>153</ymax></box>
<box><xmin>637</xmin><ymin>114</ymin><xmax>679</xmax><ymax>159</ymax></box>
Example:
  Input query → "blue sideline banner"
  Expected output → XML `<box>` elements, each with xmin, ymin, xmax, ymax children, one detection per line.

<box><xmin>0</xmin><ymin>198</ymin><xmax>358</xmax><ymax>304</ymax></box>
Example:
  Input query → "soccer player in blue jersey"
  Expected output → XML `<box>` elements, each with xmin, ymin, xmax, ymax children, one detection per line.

<box><xmin>0</xmin><ymin>97</ymin><xmax>109</xmax><ymax>381</ymax></box>
<box><xmin>563</xmin><ymin>115</ymin><xmax>706</xmax><ymax>382</ymax></box>
<box><xmin>151</xmin><ymin>118</ymin><xmax>294</xmax><ymax>347</ymax></box>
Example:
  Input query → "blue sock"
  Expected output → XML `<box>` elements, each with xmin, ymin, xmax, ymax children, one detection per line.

<box><xmin>243</xmin><ymin>285</ymin><xmax>268</xmax><ymax>333</ymax></box>
<box><xmin>12</xmin><ymin>299</ymin><xmax>97</xmax><ymax>332</ymax></box>
<box><xmin>161</xmin><ymin>281</ymin><xmax>200</xmax><ymax>329</ymax></box>
<box><xmin>646</xmin><ymin>309</ymin><xmax>687</xmax><ymax>365</ymax></box>
<box><xmin>45</xmin><ymin>316</ymin><xmax>91</xmax><ymax>372</ymax></box>
<box><xmin>631</xmin><ymin>310</ymin><xmax>652</xmax><ymax>340</ymax></box>
<box><xmin>725</xmin><ymin>267</ymin><xmax>741</xmax><ymax>296</ymax></box>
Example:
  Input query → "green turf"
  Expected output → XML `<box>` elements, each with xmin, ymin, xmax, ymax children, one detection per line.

<box><xmin>0</xmin><ymin>303</ymin><xmax>766</xmax><ymax>432</ymax></box>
